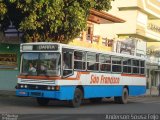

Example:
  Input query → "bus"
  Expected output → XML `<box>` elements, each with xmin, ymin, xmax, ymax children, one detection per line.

<box><xmin>16</xmin><ymin>42</ymin><xmax>146</xmax><ymax>107</ymax></box>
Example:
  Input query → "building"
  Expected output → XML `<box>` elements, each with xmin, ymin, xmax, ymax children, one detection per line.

<box><xmin>98</xmin><ymin>0</ymin><xmax>160</xmax><ymax>95</ymax></box>
<box><xmin>68</xmin><ymin>9</ymin><xmax>125</xmax><ymax>52</ymax></box>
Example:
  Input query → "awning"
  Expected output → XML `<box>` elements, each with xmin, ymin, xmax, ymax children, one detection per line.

<box><xmin>88</xmin><ymin>9</ymin><xmax>125</xmax><ymax>24</ymax></box>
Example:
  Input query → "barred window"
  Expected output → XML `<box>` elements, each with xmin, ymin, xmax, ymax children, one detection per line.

<box><xmin>112</xmin><ymin>57</ymin><xmax>122</xmax><ymax>73</ymax></box>
<box><xmin>132</xmin><ymin>60</ymin><xmax>139</xmax><ymax>74</ymax></box>
<box><xmin>99</xmin><ymin>54</ymin><xmax>111</xmax><ymax>72</ymax></box>
<box><xmin>87</xmin><ymin>52</ymin><xmax>99</xmax><ymax>71</ymax></box>
<box><xmin>123</xmin><ymin>58</ymin><xmax>132</xmax><ymax>73</ymax></box>
<box><xmin>140</xmin><ymin>61</ymin><xmax>145</xmax><ymax>75</ymax></box>
<box><xmin>74</xmin><ymin>51</ymin><xmax>86</xmax><ymax>70</ymax></box>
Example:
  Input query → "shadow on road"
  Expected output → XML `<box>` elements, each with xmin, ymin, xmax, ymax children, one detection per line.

<box><xmin>0</xmin><ymin>96</ymin><xmax>135</xmax><ymax>108</ymax></box>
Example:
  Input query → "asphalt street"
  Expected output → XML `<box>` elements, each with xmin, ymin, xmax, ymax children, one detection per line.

<box><xmin>0</xmin><ymin>95</ymin><xmax>160</xmax><ymax>120</ymax></box>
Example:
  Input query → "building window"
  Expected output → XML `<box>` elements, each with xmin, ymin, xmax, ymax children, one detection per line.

<box><xmin>86</xmin><ymin>23</ymin><xmax>94</xmax><ymax>43</ymax></box>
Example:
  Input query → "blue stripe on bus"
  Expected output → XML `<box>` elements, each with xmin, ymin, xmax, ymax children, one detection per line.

<box><xmin>84</xmin><ymin>86</ymin><xmax>123</xmax><ymax>98</ymax></box>
<box><xmin>129</xmin><ymin>86</ymin><xmax>146</xmax><ymax>96</ymax></box>
<box><xmin>84</xmin><ymin>86</ymin><xmax>146</xmax><ymax>98</ymax></box>
<box><xmin>16</xmin><ymin>85</ymin><xmax>146</xmax><ymax>100</ymax></box>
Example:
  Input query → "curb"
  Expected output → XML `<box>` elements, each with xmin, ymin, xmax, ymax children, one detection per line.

<box><xmin>142</xmin><ymin>95</ymin><xmax>160</xmax><ymax>97</ymax></box>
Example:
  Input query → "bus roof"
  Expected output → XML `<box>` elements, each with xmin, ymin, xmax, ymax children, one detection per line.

<box><xmin>21</xmin><ymin>42</ymin><xmax>147</xmax><ymax>60</ymax></box>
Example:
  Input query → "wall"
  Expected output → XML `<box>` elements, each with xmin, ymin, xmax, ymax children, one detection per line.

<box><xmin>0</xmin><ymin>43</ymin><xmax>20</xmax><ymax>91</ymax></box>
<box><xmin>99</xmin><ymin>3</ymin><xmax>137</xmax><ymax>38</ymax></box>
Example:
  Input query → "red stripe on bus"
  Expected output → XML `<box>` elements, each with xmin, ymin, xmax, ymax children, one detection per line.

<box><xmin>121</xmin><ymin>74</ymin><xmax>145</xmax><ymax>78</ymax></box>
<box><xmin>18</xmin><ymin>75</ymin><xmax>60</xmax><ymax>80</ymax></box>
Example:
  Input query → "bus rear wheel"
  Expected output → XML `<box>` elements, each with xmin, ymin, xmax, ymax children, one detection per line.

<box><xmin>114</xmin><ymin>88</ymin><xmax>128</xmax><ymax>104</ymax></box>
<box><xmin>36</xmin><ymin>98</ymin><xmax>49</xmax><ymax>106</ymax></box>
<box><xmin>70</xmin><ymin>88</ymin><xmax>83</xmax><ymax>108</ymax></box>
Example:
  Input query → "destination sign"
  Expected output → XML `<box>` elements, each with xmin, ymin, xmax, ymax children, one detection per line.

<box><xmin>33</xmin><ymin>45</ymin><xmax>59</xmax><ymax>51</ymax></box>
<box><xmin>22</xmin><ymin>45</ymin><xmax>59</xmax><ymax>51</ymax></box>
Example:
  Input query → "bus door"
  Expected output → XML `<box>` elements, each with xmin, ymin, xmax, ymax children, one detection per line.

<box><xmin>62</xmin><ymin>48</ymin><xmax>74</xmax><ymax>78</ymax></box>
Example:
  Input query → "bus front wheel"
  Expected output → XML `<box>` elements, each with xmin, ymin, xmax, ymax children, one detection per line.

<box><xmin>36</xmin><ymin>98</ymin><xmax>49</xmax><ymax>106</ymax></box>
<box><xmin>114</xmin><ymin>88</ymin><xmax>128</xmax><ymax>104</ymax></box>
<box><xmin>70</xmin><ymin>88</ymin><xmax>83</xmax><ymax>108</ymax></box>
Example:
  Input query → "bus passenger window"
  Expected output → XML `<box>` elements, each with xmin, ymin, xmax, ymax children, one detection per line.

<box><xmin>140</xmin><ymin>61</ymin><xmax>145</xmax><ymax>75</ymax></box>
<box><xmin>62</xmin><ymin>50</ymin><xmax>73</xmax><ymax>77</ymax></box>
<box><xmin>112</xmin><ymin>57</ymin><xmax>122</xmax><ymax>73</ymax></box>
<box><xmin>99</xmin><ymin>54</ymin><xmax>111</xmax><ymax>72</ymax></box>
<box><xmin>63</xmin><ymin>53</ymin><xmax>72</xmax><ymax>69</ymax></box>
<box><xmin>74</xmin><ymin>51</ymin><xmax>86</xmax><ymax>70</ymax></box>
<box><xmin>100</xmin><ymin>64</ymin><xmax>111</xmax><ymax>72</ymax></box>
<box><xmin>123</xmin><ymin>58</ymin><xmax>132</xmax><ymax>74</ymax></box>
<box><xmin>87</xmin><ymin>52</ymin><xmax>99</xmax><ymax>71</ymax></box>
<box><xmin>132</xmin><ymin>60</ymin><xmax>139</xmax><ymax>74</ymax></box>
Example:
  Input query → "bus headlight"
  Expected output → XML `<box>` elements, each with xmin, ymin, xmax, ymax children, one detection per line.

<box><xmin>20</xmin><ymin>85</ymin><xmax>24</xmax><ymax>88</ymax></box>
<box><xmin>47</xmin><ymin>86</ymin><xmax>51</xmax><ymax>90</ymax></box>
<box><xmin>47</xmin><ymin>86</ymin><xmax>55</xmax><ymax>90</ymax></box>
<box><xmin>51</xmin><ymin>86</ymin><xmax>55</xmax><ymax>90</ymax></box>
<box><xmin>24</xmin><ymin>85</ymin><xmax>28</xmax><ymax>88</ymax></box>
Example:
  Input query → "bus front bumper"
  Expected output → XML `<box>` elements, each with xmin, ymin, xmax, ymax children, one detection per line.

<box><xmin>16</xmin><ymin>89</ymin><xmax>62</xmax><ymax>100</ymax></box>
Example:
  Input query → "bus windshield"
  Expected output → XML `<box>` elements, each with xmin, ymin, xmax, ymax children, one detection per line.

<box><xmin>21</xmin><ymin>52</ymin><xmax>61</xmax><ymax>76</ymax></box>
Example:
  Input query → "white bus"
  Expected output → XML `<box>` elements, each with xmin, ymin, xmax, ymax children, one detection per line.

<box><xmin>16</xmin><ymin>42</ymin><xmax>146</xmax><ymax>107</ymax></box>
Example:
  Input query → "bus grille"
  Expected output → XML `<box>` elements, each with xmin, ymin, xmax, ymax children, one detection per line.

<box><xmin>30</xmin><ymin>92</ymin><xmax>42</xmax><ymax>97</ymax></box>
<box><xmin>20</xmin><ymin>79</ymin><xmax>55</xmax><ymax>85</ymax></box>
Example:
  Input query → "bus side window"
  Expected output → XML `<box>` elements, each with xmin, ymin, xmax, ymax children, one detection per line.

<box><xmin>132</xmin><ymin>60</ymin><xmax>139</xmax><ymax>74</ymax></box>
<box><xmin>99</xmin><ymin>54</ymin><xmax>111</xmax><ymax>72</ymax></box>
<box><xmin>112</xmin><ymin>56</ymin><xmax>122</xmax><ymax>73</ymax></box>
<box><xmin>140</xmin><ymin>61</ymin><xmax>145</xmax><ymax>75</ymax></box>
<box><xmin>123</xmin><ymin>58</ymin><xmax>132</xmax><ymax>74</ymax></box>
<box><xmin>62</xmin><ymin>49</ymin><xmax>73</xmax><ymax>77</ymax></box>
<box><xmin>87</xmin><ymin>52</ymin><xmax>99</xmax><ymax>71</ymax></box>
<box><xmin>74</xmin><ymin>51</ymin><xmax>86</xmax><ymax>70</ymax></box>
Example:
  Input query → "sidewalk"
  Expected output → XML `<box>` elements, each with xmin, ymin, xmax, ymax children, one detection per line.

<box><xmin>0</xmin><ymin>90</ymin><xmax>15</xmax><ymax>97</ymax></box>
<box><xmin>145</xmin><ymin>88</ymin><xmax>159</xmax><ymax>96</ymax></box>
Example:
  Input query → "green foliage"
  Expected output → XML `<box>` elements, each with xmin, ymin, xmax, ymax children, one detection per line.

<box><xmin>0</xmin><ymin>0</ymin><xmax>113</xmax><ymax>43</ymax></box>
<box><xmin>0</xmin><ymin>0</ymin><xmax>7</xmax><ymax>20</ymax></box>
<box><xmin>0</xmin><ymin>0</ymin><xmax>7</xmax><ymax>30</ymax></box>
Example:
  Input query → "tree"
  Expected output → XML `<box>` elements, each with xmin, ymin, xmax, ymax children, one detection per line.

<box><xmin>0</xmin><ymin>0</ymin><xmax>113</xmax><ymax>43</ymax></box>
<box><xmin>0</xmin><ymin>0</ymin><xmax>7</xmax><ymax>30</ymax></box>
<box><xmin>0</xmin><ymin>0</ymin><xmax>7</xmax><ymax>20</ymax></box>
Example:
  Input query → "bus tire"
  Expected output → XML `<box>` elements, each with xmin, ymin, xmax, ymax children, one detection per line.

<box><xmin>90</xmin><ymin>98</ymin><xmax>102</xmax><ymax>103</ymax></box>
<box><xmin>114</xmin><ymin>88</ymin><xmax>128</xmax><ymax>104</ymax></box>
<box><xmin>36</xmin><ymin>98</ymin><xmax>49</xmax><ymax>106</ymax></box>
<box><xmin>70</xmin><ymin>88</ymin><xmax>83</xmax><ymax>108</ymax></box>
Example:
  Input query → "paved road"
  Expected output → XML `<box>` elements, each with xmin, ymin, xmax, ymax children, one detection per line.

<box><xmin>0</xmin><ymin>96</ymin><xmax>160</xmax><ymax>120</ymax></box>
